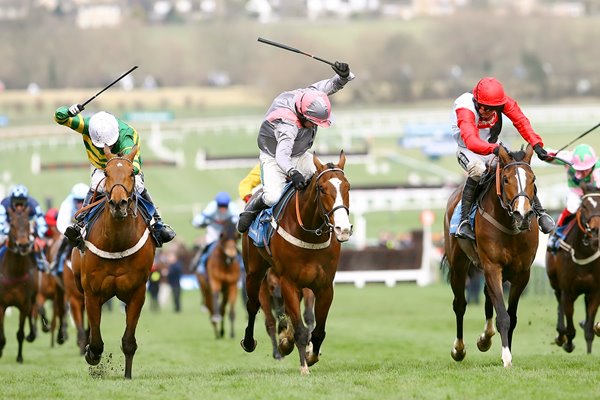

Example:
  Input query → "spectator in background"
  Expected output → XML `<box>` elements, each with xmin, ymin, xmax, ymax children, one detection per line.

<box><xmin>166</xmin><ymin>251</ymin><xmax>183</xmax><ymax>313</ymax></box>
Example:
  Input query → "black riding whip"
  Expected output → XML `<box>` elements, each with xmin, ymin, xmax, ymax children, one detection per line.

<box><xmin>81</xmin><ymin>66</ymin><xmax>139</xmax><ymax>107</ymax></box>
<box><xmin>555</xmin><ymin>121</ymin><xmax>600</xmax><ymax>154</ymax></box>
<box><xmin>257</xmin><ymin>37</ymin><xmax>335</xmax><ymax>66</ymax></box>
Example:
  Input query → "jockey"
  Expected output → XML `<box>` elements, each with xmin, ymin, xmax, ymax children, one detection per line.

<box><xmin>546</xmin><ymin>143</ymin><xmax>600</xmax><ymax>250</ymax></box>
<box><xmin>451</xmin><ymin>77</ymin><xmax>555</xmax><ymax>240</ymax></box>
<box><xmin>54</xmin><ymin>104</ymin><xmax>176</xmax><ymax>248</ymax></box>
<box><xmin>192</xmin><ymin>191</ymin><xmax>241</xmax><ymax>275</ymax></box>
<box><xmin>0</xmin><ymin>184</ymin><xmax>49</xmax><ymax>271</ymax></box>
<box><xmin>238</xmin><ymin>163</ymin><xmax>261</xmax><ymax>204</ymax></box>
<box><xmin>236</xmin><ymin>61</ymin><xmax>354</xmax><ymax>233</ymax></box>
<box><xmin>44</xmin><ymin>207</ymin><xmax>59</xmax><ymax>240</ymax></box>
<box><xmin>51</xmin><ymin>182</ymin><xmax>89</xmax><ymax>275</ymax></box>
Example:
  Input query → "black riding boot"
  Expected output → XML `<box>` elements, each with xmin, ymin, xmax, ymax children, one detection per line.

<box><xmin>456</xmin><ymin>177</ymin><xmax>477</xmax><ymax>240</ymax></box>
<box><xmin>64</xmin><ymin>190</ymin><xmax>94</xmax><ymax>248</ymax></box>
<box><xmin>533</xmin><ymin>194</ymin><xmax>555</xmax><ymax>234</ymax></box>
<box><xmin>141</xmin><ymin>189</ymin><xmax>176</xmax><ymax>247</ymax></box>
<box><xmin>50</xmin><ymin>237</ymin><xmax>70</xmax><ymax>273</ymax></box>
<box><xmin>237</xmin><ymin>195</ymin><xmax>268</xmax><ymax>233</ymax></box>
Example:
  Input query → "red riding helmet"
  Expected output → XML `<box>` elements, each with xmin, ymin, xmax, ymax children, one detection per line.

<box><xmin>472</xmin><ymin>77</ymin><xmax>507</xmax><ymax>106</ymax></box>
<box><xmin>45</xmin><ymin>207</ymin><xmax>58</xmax><ymax>228</ymax></box>
<box><xmin>295</xmin><ymin>89</ymin><xmax>332</xmax><ymax>128</ymax></box>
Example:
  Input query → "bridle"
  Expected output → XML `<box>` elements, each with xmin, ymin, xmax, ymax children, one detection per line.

<box><xmin>576</xmin><ymin>193</ymin><xmax>600</xmax><ymax>246</ymax></box>
<box><xmin>104</xmin><ymin>156</ymin><xmax>135</xmax><ymax>202</ymax></box>
<box><xmin>295</xmin><ymin>166</ymin><xmax>350</xmax><ymax>236</ymax></box>
<box><xmin>6</xmin><ymin>209</ymin><xmax>33</xmax><ymax>256</ymax></box>
<box><xmin>495</xmin><ymin>161</ymin><xmax>535</xmax><ymax>216</ymax></box>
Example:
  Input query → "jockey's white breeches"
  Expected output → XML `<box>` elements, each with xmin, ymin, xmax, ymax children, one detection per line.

<box><xmin>259</xmin><ymin>151</ymin><xmax>316</xmax><ymax>206</ymax></box>
<box><xmin>90</xmin><ymin>168</ymin><xmax>145</xmax><ymax>194</ymax></box>
<box><xmin>456</xmin><ymin>147</ymin><xmax>496</xmax><ymax>182</ymax></box>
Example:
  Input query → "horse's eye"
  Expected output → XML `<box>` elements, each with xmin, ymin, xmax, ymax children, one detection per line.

<box><xmin>130</xmin><ymin>171</ymin><xmax>135</xmax><ymax>177</ymax></box>
<box><xmin>503</xmin><ymin>176</ymin><xmax>509</xmax><ymax>184</ymax></box>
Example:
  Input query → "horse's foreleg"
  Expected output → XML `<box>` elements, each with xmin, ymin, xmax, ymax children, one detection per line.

<box><xmin>259</xmin><ymin>279</ymin><xmax>281</xmax><ymax>359</ymax></box>
<box><xmin>561</xmin><ymin>291</ymin><xmax>577</xmax><ymax>353</ymax></box>
<box><xmin>210</xmin><ymin>280</ymin><xmax>223</xmax><ymax>339</ymax></box>
<box><xmin>449</xmin><ymin>260</ymin><xmax>469</xmax><ymax>362</ymax></box>
<box><xmin>477</xmin><ymin>285</ymin><xmax>496</xmax><ymax>352</ymax></box>
<box><xmin>280</xmin><ymin>278</ymin><xmax>309</xmax><ymax>375</ymax></box>
<box><xmin>506</xmin><ymin>275</ymin><xmax>529</xmax><ymax>350</ymax></box>
<box><xmin>55</xmin><ymin>286</ymin><xmax>67</xmax><ymax>345</ymax></box>
<box><xmin>307</xmin><ymin>285</ymin><xmax>332</xmax><ymax>368</ymax></box>
<box><xmin>483</xmin><ymin>269</ymin><xmax>512</xmax><ymax>367</ymax></box>
<box><xmin>552</xmin><ymin>287</ymin><xmax>567</xmax><ymax>346</ymax></box>
<box><xmin>303</xmin><ymin>289</ymin><xmax>315</xmax><ymax>334</ymax></box>
<box><xmin>84</xmin><ymin>293</ymin><xmax>104</xmax><ymax>367</ymax></box>
<box><xmin>583</xmin><ymin>294</ymin><xmax>600</xmax><ymax>354</ymax></box>
<box><xmin>15</xmin><ymin>306</ymin><xmax>28</xmax><ymax>363</ymax></box>
<box><xmin>122</xmin><ymin>285</ymin><xmax>146</xmax><ymax>379</ymax></box>
<box><xmin>240</xmin><ymin>258</ymin><xmax>266</xmax><ymax>353</ymax></box>
<box><xmin>227</xmin><ymin>284</ymin><xmax>238</xmax><ymax>339</ymax></box>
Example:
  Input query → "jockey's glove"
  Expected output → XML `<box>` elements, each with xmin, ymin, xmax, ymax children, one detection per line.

<box><xmin>288</xmin><ymin>169</ymin><xmax>307</xmax><ymax>190</ymax></box>
<box><xmin>68</xmin><ymin>103</ymin><xmax>85</xmax><ymax>117</ymax></box>
<box><xmin>533</xmin><ymin>143</ymin><xmax>549</xmax><ymax>161</ymax></box>
<box><xmin>332</xmin><ymin>62</ymin><xmax>350</xmax><ymax>79</ymax></box>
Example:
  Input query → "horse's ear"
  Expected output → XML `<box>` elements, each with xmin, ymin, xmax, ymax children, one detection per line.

<box><xmin>498</xmin><ymin>145</ymin><xmax>510</xmax><ymax>165</ymax></box>
<box><xmin>524</xmin><ymin>144</ymin><xmax>534</xmax><ymax>164</ymax></box>
<box><xmin>338</xmin><ymin>150</ymin><xmax>346</xmax><ymax>169</ymax></box>
<box><xmin>104</xmin><ymin>144</ymin><xmax>114</xmax><ymax>159</ymax></box>
<box><xmin>127</xmin><ymin>145</ymin><xmax>139</xmax><ymax>162</ymax></box>
<box><xmin>313</xmin><ymin>152</ymin><xmax>324</xmax><ymax>170</ymax></box>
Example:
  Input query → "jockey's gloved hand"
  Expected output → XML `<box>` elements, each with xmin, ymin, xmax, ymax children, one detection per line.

<box><xmin>533</xmin><ymin>144</ymin><xmax>549</xmax><ymax>161</ymax></box>
<box><xmin>68</xmin><ymin>103</ymin><xmax>85</xmax><ymax>117</ymax></box>
<box><xmin>332</xmin><ymin>62</ymin><xmax>350</xmax><ymax>79</ymax></box>
<box><xmin>492</xmin><ymin>146</ymin><xmax>500</xmax><ymax>156</ymax></box>
<box><xmin>288</xmin><ymin>169</ymin><xmax>307</xmax><ymax>190</ymax></box>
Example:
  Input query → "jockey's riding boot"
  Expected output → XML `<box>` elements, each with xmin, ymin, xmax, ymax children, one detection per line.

<box><xmin>64</xmin><ymin>222</ymin><xmax>85</xmax><ymax>249</ymax></box>
<box><xmin>456</xmin><ymin>177</ymin><xmax>477</xmax><ymax>240</ymax></box>
<box><xmin>32</xmin><ymin>251</ymin><xmax>49</xmax><ymax>273</ymax></box>
<box><xmin>533</xmin><ymin>194</ymin><xmax>555</xmax><ymax>234</ymax></box>
<box><xmin>237</xmin><ymin>195</ymin><xmax>267</xmax><ymax>233</ymax></box>
<box><xmin>141</xmin><ymin>189</ymin><xmax>176</xmax><ymax>247</ymax></box>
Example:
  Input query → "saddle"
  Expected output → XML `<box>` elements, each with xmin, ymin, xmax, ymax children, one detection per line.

<box><xmin>248</xmin><ymin>183</ymin><xmax>296</xmax><ymax>253</ymax></box>
<box><xmin>449</xmin><ymin>170</ymin><xmax>495</xmax><ymax>235</ymax></box>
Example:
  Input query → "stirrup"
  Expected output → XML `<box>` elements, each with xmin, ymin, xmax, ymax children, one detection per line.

<box><xmin>456</xmin><ymin>220</ymin><xmax>475</xmax><ymax>240</ymax></box>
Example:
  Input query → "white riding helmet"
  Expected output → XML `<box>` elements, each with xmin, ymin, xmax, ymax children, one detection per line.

<box><xmin>71</xmin><ymin>182</ymin><xmax>89</xmax><ymax>201</ymax></box>
<box><xmin>89</xmin><ymin>111</ymin><xmax>119</xmax><ymax>148</ymax></box>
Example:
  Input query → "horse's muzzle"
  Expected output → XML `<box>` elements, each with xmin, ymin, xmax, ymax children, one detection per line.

<box><xmin>108</xmin><ymin>198</ymin><xmax>130</xmax><ymax>219</ymax></box>
<box><xmin>334</xmin><ymin>225</ymin><xmax>353</xmax><ymax>242</ymax></box>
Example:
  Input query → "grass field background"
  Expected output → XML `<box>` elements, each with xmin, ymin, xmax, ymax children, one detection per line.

<box><xmin>0</xmin><ymin>282</ymin><xmax>598</xmax><ymax>399</ymax></box>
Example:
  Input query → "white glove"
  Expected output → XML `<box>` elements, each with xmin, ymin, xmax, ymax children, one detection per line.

<box><xmin>68</xmin><ymin>103</ymin><xmax>85</xmax><ymax>117</ymax></box>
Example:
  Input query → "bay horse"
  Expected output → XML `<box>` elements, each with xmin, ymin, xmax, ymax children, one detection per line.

<box><xmin>62</xmin><ymin>241</ymin><xmax>88</xmax><ymax>355</ymax></box>
<box><xmin>0</xmin><ymin>205</ymin><xmax>38</xmax><ymax>363</ymax></box>
<box><xmin>546</xmin><ymin>183</ymin><xmax>600</xmax><ymax>353</ymax></box>
<box><xmin>199</xmin><ymin>219</ymin><xmax>241</xmax><ymax>339</ymax></box>
<box><xmin>241</xmin><ymin>152</ymin><xmax>352</xmax><ymax>375</ymax></box>
<box><xmin>259</xmin><ymin>267</ymin><xmax>315</xmax><ymax>360</ymax></box>
<box><xmin>443</xmin><ymin>144</ymin><xmax>539</xmax><ymax>367</ymax></box>
<box><xmin>71</xmin><ymin>145</ymin><xmax>156</xmax><ymax>379</ymax></box>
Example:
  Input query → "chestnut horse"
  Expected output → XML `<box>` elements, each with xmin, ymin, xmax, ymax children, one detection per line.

<box><xmin>444</xmin><ymin>144</ymin><xmax>539</xmax><ymax>367</ymax></box>
<box><xmin>546</xmin><ymin>183</ymin><xmax>600</xmax><ymax>353</ymax></box>
<box><xmin>0</xmin><ymin>206</ymin><xmax>38</xmax><ymax>363</ymax></box>
<box><xmin>199</xmin><ymin>219</ymin><xmax>241</xmax><ymax>339</ymax></box>
<box><xmin>241</xmin><ymin>152</ymin><xmax>352</xmax><ymax>374</ymax></box>
<box><xmin>259</xmin><ymin>268</ymin><xmax>315</xmax><ymax>360</ymax></box>
<box><xmin>71</xmin><ymin>145</ymin><xmax>155</xmax><ymax>379</ymax></box>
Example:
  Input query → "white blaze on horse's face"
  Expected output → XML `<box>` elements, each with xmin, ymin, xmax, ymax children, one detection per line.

<box><xmin>513</xmin><ymin>166</ymin><xmax>529</xmax><ymax>217</ymax></box>
<box><xmin>329</xmin><ymin>177</ymin><xmax>352</xmax><ymax>242</ymax></box>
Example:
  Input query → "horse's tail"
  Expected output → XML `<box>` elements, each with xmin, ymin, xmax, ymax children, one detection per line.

<box><xmin>440</xmin><ymin>254</ymin><xmax>450</xmax><ymax>283</ymax></box>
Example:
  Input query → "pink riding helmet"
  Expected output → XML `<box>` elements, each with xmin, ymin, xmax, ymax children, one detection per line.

<box><xmin>295</xmin><ymin>89</ymin><xmax>332</xmax><ymax>127</ymax></box>
<box><xmin>571</xmin><ymin>144</ymin><xmax>597</xmax><ymax>171</ymax></box>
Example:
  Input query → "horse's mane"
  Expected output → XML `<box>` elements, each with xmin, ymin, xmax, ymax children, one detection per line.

<box><xmin>508</xmin><ymin>149</ymin><xmax>527</xmax><ymax>162</ymax></box>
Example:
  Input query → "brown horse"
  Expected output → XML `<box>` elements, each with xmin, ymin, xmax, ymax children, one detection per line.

<box><xmin>63</xmin><ymin>243</ymin><xmax>88</xmax><ymax>355</ymax></box>
<box><xmin>546</xmin><ymin>183</ymin><xmax>600</xmax><ymax>353</ymax></box>
<box><xmin>443</xmin><ymin>144</ymin><xmax>539</xmax><ymax>367</ymax></box>
<box><xmin>0</xmin><ymin>206</ymin><xmax>38</xmax><ymax>363</ymax></box>
<box><xmin>198</xmin><ymin>220</ymin><xmax>241</xmax><ymax>339</ymax></box>
<box><xmin>241</xmin><ymin>152</ymin><xmax>352</xmax><ymax>374</ymax></box>
<box><xmin>259</xmin><ymin>268</ymin><xmax>315</xmax><ymax>360</ymax></box>
<box><xmin>71</xmin><ymin>145</ymin><xmax>156</xmax><ymax>379</ymax></box>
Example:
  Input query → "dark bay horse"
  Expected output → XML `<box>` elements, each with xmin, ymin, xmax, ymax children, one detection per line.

<box><xmin>241</xmin><ymin>152</ymin><xmax>352</xmax><ymax>374</ymax></box>
<box><xmin>546</xmin><ymin>183</ymin><xmax>600</xmax><ymax>353</ymax></box>
<box><xmin>0</xmin><ymin>206</ymin><xmax>38</xmax><ymax>363</ymax></box>
<box><xmin>200</xmin><ymin>219</ymin><xmax>241</xmax><ymax>339</ymax></box>
<box><xmin>443</xmin><ymin>144</ymin><xmax>539</xmax><ymax>367</ymax></box>
<box><xmin>63</xmin><ymin>245</ymin><xmax>88</xmax><ymax>355</ymax></box>
<box><xmin>259</xmin><ymin>268</ymin><xmax>315</xmax><ymax>360</ymax></box>
<box><xmin>71</xmin><ymin>145</ymin><xmax>155</xmax><ymax>379</ymax></box>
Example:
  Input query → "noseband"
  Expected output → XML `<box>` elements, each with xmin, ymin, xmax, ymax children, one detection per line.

<box><xmin>296</xmin><ymin>167</ymin><xmax>350</xmax><ymax>236</ymax></box>
<box><xmin>495</xmin><ymin>161</ymin><xmax>534</xmax><ymax>216</ymax></box>
<box><xmin>577</xmin><ymin>193</ymin><xmax>600</xmax><ymax>246</ymax></box>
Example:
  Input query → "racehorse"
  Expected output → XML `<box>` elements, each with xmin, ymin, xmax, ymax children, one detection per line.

<box><xmin>443</xmin><ymin>144</ymin><xmax>539</xmax><ymax>367</ymax></box>
<box><xmin>0</xmin><ymin>206</ymin><xmax>38</xmax><ymax>362</ymax></box>
<box><xmin>199</xmin><ymin>219</ymin><xmax>241</xmax><ymax>339</ymax></box>
<box><xmin>241</xmin><ymin>152</ymin><xmax>352</xmax><ymax>375</ymax></box>
<box><xmin>259</xmin><ymin>267</ymin><xmax>315</xmax><ymax>360</ymax></box>
<box><xmin>546</xmin><ymin>183</ymin><xmax>600</xmax><ymax>353</ymax></box>
<box><xmin>71</xmin><ymin>145</ymin><xmax>156</xmax><ymax>379</ymax></box>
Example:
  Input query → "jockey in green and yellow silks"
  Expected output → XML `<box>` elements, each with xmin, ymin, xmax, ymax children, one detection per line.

<box><xmin>54</xmin><ymin>104</ymin><xmax>175</xmax><ymax>248</ymax></box>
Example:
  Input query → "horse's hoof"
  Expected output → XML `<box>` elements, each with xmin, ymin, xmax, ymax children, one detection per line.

<box><xmin>84</xmin><ymin>345</ymin><xmax>101</xmax><ymax>366</ymax></box>
<box><xmin>477</xmin><ymin>336</ymin><xmax>492</xmax><ymax>352</ymax></box>
<box><xmin>307</xmin><ymin>352</ymin><xmax>320</xmax><ymax>367</ymax></box>
<box><xmin>16</xmin><ymin>356</ymin><xmax>23</xmax><ymax>364</ymax></box>
<box><xmin>554</xmin><ymin>334</ymin><xmax>566</xmax><ymax>346</ymax></box>
<box><xmin>273</xmin><ymin>352</ymin><xmax>283</xmax><ymax>360</ymax></box>
<box><xmin>451</xmin><ymin>348</ymin><xmax>466</xmax><ymax>362</ymax></box>
<box><xmin>26</xmin><ymin>334</ymin><xmax>36</xmax><ymax>343</ymax></box>
<box><xmin>563</xmin><ymin>342</ymin><xmax>575</xmax><ymax>353</ymax></box>
<box><xmin>41</xmin><ymin>325</ymin><xmax>50</xmax><ymax>333</ymax></box>
<box><xmin>278</xmin><ymin>338</ymin><xmax>295</xmax><ymax>357</ymax></box>
<box><xmin>240</xmin><ymin>338</ymin><xmax>257</xmax><ymax>353</ymax></box>
<box><xmin>594</xmin><ymin>322</ymin><xmax>600</xmax><ymax>337</ymax></box>
<box><xmin>57</xmin><ymin>336</ymin><xmax>65</xmax><ymax>345</ymax></box>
